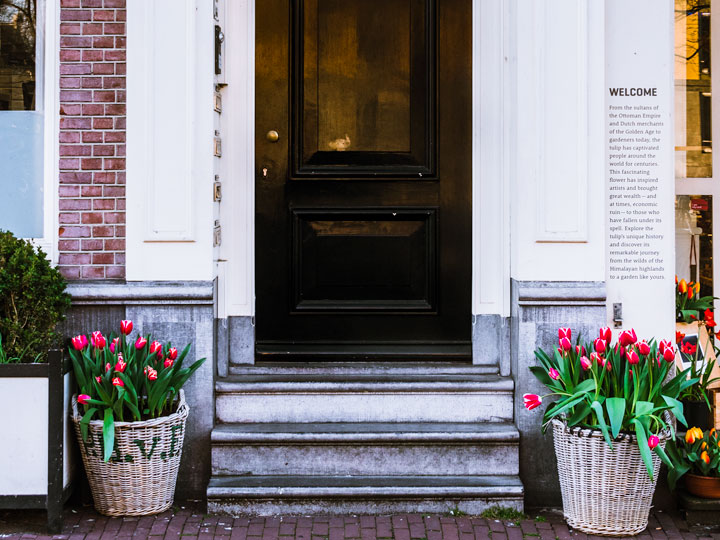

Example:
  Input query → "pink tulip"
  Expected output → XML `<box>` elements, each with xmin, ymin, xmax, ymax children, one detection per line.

<box><xmin>523</xmin><ymin>393</ymin><xmax>542</xmax><ymax>411</ymax></box>
<box><xmin>559</xmin><ymin>337</ymin><xmax>572</xmax><ymax>352</ymax></box>
<box><xmin>110</xmin><ymin>337</ymin><xmax>119</xmax><ymax>353</ymax></box>
<box><xmin>619</xmin><ymin>328</ymin><xmax>637</xmax><ymax>347</ymax></box>
<box><xmin>168</xmin><ymin>347</ymin><xmax>178</xmax><ymax>360</ymax></box>
<box><xmin>591</xmin><ymin>351</ymin><xmax>604</xmax><ymax>367</ymax></box>
<box><xmin>548</xmin><ymin>368</ymin><xmax>560</xmax><ymax>380</ymax></box>
<box><xmin>120</xmin><ymin>320</ymin><xmax>133</xmax><ymax>335</ymax></box>
<box><xmin>593</xmin><ymin>338</ymin><xmax>606</xmax><ymax>354</ymax></box>
<box><xmin>558</xmin><ymin>328</ymin><xmax>571</xmax><ymax>341</ymax></box>
<box><xmin>78</xmin><ymin>394</ymin><xmax>91</xmax><ymax>405</ymax></box>
<box><xmin>605</xmin><ymin>360</ymin><xmax>612</xmax><ymax>372</ymax></box>
<box><xmin>648</xmin><ymin>435</ymin><xmax>660</xmax><ymax>449</ymax></box>
<box><xmin>135</xmin><ymin>336</ymin><xmax>147</xmax><ymax>349</ymax></box>
<box><xmin>95</xmin><ymin>376</ymin><xmax>101</xmax><ymax>383</ymax></box>
<box><xmin>637</xmin><ymin>341</ymin><xmax>651</xmax><ymax>356</ymax></box>
<box><xmin>580</xmin><ymin>355</ymin><xmax>592</xmax><ymax>370</ymax></box>
<box><xmin>112</xmin><ymin>377</ymin><xmax>123</xmax><ymax>387</ymax></box>
<box><xmin>599</xmin><ymin>327</ymin><xmax>612</xmax><ymax>344</ymax></box>
<box><xmin>80</xmin><ymin>334</ymin><xmax>89</xmax><ymax>348</ymax></box>
<box><xmin>71</xmin><ymin>335</ymin><xmax>86</xmax><ymax>351</ymax></box>
<box><xmin>627</xmin><ymin>350</ymin><xmax>639</xmax><ymax>365</ymax></box>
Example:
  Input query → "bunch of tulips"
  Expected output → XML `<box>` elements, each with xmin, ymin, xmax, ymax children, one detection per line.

<box><xmin>665</xmin><ymin>427</ymin><xmax>720</xmax><ymax>489</ymax></box>
<box><xmin>526</xmin><ymin>326</ymin><xmax>698</xmax><ymax>479</ymax></box>
<box><xmin>676</xmin><ymin>276</ymin><xmax>714</xmax><ymax>324</ymax></box>
<box><xmin>69</xmin><ymin>320</ymin><xmax>205</xmax><ymax>461</ymax></box>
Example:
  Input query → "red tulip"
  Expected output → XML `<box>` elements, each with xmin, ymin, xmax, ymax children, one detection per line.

<box><xmin>659</xmin><ymin>339</ymin><xmax>672</xmax><ymax>354</ymax></box>
<box><xmin>605</xmin><ymin>360</ymin><xmax>612</xmax><ymax>372</ymax></box>
<box><xmin>676</xmin><ymin>331</ymin><xmax>686</xmax><ymax>344</ymax></box>
<box><xmin>559</xmin><ymin>337</ymin><xmax>572</xmax><ymax>352</ymax></box>
<box><xmin>593</xmin><ymin>338</ymin><xmax>606</xmax><ymax>354</ymax></box>
<box><xmin>629</xmin><ymin>369</ymin><xmax>633</xmax><ymax>381</ymax></box>
<box><xmin>637</xmin><ymin>341</ymin><xmax>650</xmax><ymax>356</ymax></box>
<box><xmin>105</xmin><ymin>362</ymin><xmax>111</xmax><ymax>372</ymax></box>
<box><xmin>523</xmin><ymin>393</ymin><xmax>542</xmax><ymax>411</ymax></box>
<box><xmin>168</xmin><ymin>347</ymin><xmax>178</xmax><ymax>360</ymax></box>
<box><xmin>705</xmin><ymin>309</ymin><xmax>716</xmax><ymax>329</ymax></box>
<box><xmin>558</xmin><ymin>328</ymin><xmax>571</xmax><ymax>341</ymax></box>
<box><xmin>115</xmin><ymin>355</ymin><xmax>126</xmax><ymax>373</ymax></box>
<box><xmin>548</xmin><ymin>368</ymin><xmax>560</xmax><ymax>380</ymax></box>
<box><xmin>619</xmin><ymin>329</ymin><xmax>637</xmax><ymax>347</ymax></box>
<box><xmin>164</xmin><ymin>358</ymin><xmax>174</xmax><ymax>368</ymax></box>
<box><xmin>81</xmin><ymin>334</ymin><xmax>89</xmax><ymax>348</ymax></box>
<box><xmin>648</xmin><ymin>435</ymin><xmax>660</xmax><ymax>449</ymax></box>
<box><xmin>580</xmin><ymin>356</ymin><xmax>592</xmax><ymax>370</ymax></box>
<box><xmin>120</xmin><ymin>320</ymin><xmax>133</xmax><ymax>335</ymax></box>
<box><xmin>591</xmin><ymin>352</ymin><xmax>604</xmax><ymax>367</ymax></box>
<box><xmin>575</xmin><ymin>345</ymin><xmax>586</xmax><ymax>356</ymax></box>
<box><xmin>71</xmin><ymin>335</ymin><xmax>86</xmax><ymax>350</ymax></box>
<box><xmin>78</xmin><ymin>394</ymin><xmax>91</xmax><ymax>405</ymax></box>
<box><xmin>627</xmin><ymin>350</ymin><xmax>640</xmax><ymax>365</ymax></box>
<box><xmin>149</xmin><ymin>341</ymin><xmax>162</xmax><ymax>355</ymax></box>
<box><xmin>146</xmin><ymin>367</ymin><xmax>158</xmax><ymax>381</ymax></box>
<box><xmin>135</xmin><ymin>336</ymin><xmax>147</xmax><ymax>349</ymax></box>
<box><xmin>112</xmin><ymin>377</ymin><xmax>123</xmax><ymax>387</ymax></box>
<box><xmin>662</xmin><ymin>345</ymin><xmax>676</xmax><ymax>363</ymax></box>
<box><xmin>599</xmin><ymin>327</ymin><xmax>612</xmax><ymax>344</ymax></box>
<box><xmin>110</xmin><ymin>337</ymin><xmax>120</xmax><ymax>353</ymax></box>
<box><xmin>95</xmin><ymin>376</ymin><xmax>101</xmax><ymax>383</ymax></box>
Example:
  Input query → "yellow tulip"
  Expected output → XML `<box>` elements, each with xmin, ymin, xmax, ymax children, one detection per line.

<box><xmin>679</xmin><ymin>279</ymin><xmax>688</xmax><ymax>293</ymax></box>
<box><xmin>701</xmin><ymin>451</ymin><xmax>711</xmax><ymax>464</ymax></box>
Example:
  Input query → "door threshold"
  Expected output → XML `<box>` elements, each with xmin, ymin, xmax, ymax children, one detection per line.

<box><xmin>255</xmin><ymin>342</ymin><xmax>472</xmax><ymax>361</ymax></box>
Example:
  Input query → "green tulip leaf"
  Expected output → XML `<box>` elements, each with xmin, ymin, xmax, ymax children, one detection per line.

<box><xmin>662</xmin><ymin>395</ymin><xmax>688</xmax><ymax>427</ymax></box>
<box><xmin>102</xmin><ymin>408</ymin><xmax>115</xmax><ymax>462</ymax></box>
<box><xmin>590</xmin><ymin>400</ymin><xmax>613</xmax><ymax>449</ymax></box>
<box><xmin>605</xmin><ymin>397</ymin><xmax>626</xmax><ymax>439</ymax></box>
<box><xmin>631</xmin><ymin>418</ymin><xmax>654</xmax><ymax>479</ymax></box>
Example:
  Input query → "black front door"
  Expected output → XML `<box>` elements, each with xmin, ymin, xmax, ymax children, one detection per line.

<box><xmin>255</xmin><ymin>0</ymin><xmax>472</xmax><ymax>360</ymax></box>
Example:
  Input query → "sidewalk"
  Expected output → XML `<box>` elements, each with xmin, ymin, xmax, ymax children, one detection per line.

<box><xmin>0</xmin><ymin>506</ymin><xmax>718</xmax><ymax>540</ymax></box>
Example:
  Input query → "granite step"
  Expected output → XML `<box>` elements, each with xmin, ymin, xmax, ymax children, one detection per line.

<box><xmin>211</xmin><ymin>422</ymin><xmax>520</xmax><ymax>477</ymax></box>
<box><xmin>207</xmin><ymin>474</ymin><xmax>524</xmax><ymax>516</ymax></box>
<box><xmin>228</xmin><ymin>362</ymin><xmax>499</xmax><ymax>377</ymax></box>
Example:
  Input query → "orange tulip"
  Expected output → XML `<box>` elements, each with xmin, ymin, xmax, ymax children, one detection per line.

<box><xmin>695</xmin><ymin>282</ymin><xmax>701</xmax><ymax>294</ymax></box>
<box><xmin>701</xmin><ymin>451</ymin><xmax>711</xmax><ymax>464</ymax></box>
<box><xmin>679</xmin><ymin>279</ymin><xmax>688</xmax><ymax>293</ymax></box>
<box><xmin>688</xmin><ymin>287</ymin><xmax>694</xmax><ymax>299</ymax></box>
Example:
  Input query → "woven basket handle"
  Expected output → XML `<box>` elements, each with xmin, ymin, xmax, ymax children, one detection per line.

<box><xmin>71</xmin><ymin>394</ymin><xmax>81</xmax><ymax>420</ymax></box>
<box><xmin>175</xmin><ymin>389</ymin><xmax>189</xmax><ymax>420</ymax></box>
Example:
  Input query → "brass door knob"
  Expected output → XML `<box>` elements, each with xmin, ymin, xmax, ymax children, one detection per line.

<box><xmin>266</xmin><ymin>130</ymin><xmax>280</xmax><ymax>142</ymax></box>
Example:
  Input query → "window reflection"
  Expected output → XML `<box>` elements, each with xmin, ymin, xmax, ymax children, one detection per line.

<box><xmin>676</xmin><ymin>195</ymin><xmax>714</xmax><ymax>298</ymax></box>
<box><xmin>0</xmin><ymin>0</ymin><xmax>37</xmax><ymax>111</ymax></box>
<box><xmin>675</xmin><ymin>0</ymin><xmax>712</xmax><ymax>178</ymax></box>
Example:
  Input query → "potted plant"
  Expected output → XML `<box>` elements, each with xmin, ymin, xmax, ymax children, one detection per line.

<box><xmin>675</xmin><ymin>277</ymin><xmax>714</xmax><ymax>324</ymax></box>
<box><xmin>69</xmin><ymin>320</ymin><xmax>205</xmax><ymax>516</ymax></box>
<box><xmin>526</xmin><ymin>326</ymin><xmax>695</xmax><ymax>536</ymax></box>
<box><xmin>666</xmin><ymin>427</ymin><xmax>720</xmax><ymax>498</ymax></box>
<box><xmin>675</xmin><ymin>330</ymin><xmax>720</xmax><ymax>430</ymax></box>
<box><xmin>0</xmin><ymin>230</ymin><xmax>73</xmax><ymax>533</ymax></box>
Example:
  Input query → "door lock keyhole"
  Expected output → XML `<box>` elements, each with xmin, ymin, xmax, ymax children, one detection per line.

<box><xmin>262</xmin><ymin>167</ymin><xmax>268</xmax><ymax>178</ymax></box>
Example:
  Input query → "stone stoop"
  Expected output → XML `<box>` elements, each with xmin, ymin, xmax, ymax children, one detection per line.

<box><xmin>207</xmin><ymin>363</ymin><xmax>523</xmax><ymax>515</ymax></box>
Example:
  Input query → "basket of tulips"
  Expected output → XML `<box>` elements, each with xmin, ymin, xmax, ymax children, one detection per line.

<box><xmin>526</xmin><ymin>327</ymin><xmax>697</xmax><ymax>536</ymax></box>
<box><xmin>68</xmin><ymin>320</ymin><xmax>205</xmax><ymax>516</ymax></box>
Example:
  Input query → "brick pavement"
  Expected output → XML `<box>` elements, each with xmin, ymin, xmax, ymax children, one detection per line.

<box><xmin>0</xmin><ymin>506</ymin><xmax>718</xmax><ymax>540</ymax></box>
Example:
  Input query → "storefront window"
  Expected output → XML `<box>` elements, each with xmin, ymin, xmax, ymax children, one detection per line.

<box><xmin>0</xmin><ymin>0</ymin><xmax>44</xmax><ymax>238</ymax></box>
<box><xmin>676</xmin><ymin>195</ymin><xmax>714</xmax><ymax>296</ymax></box>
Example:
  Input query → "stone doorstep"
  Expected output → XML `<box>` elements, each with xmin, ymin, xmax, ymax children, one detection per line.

<box><xmin>677</xmin><ymin>489</ymin><xmax>720</xmax><ymax>532</ymax></box>
<box><xmin>228</xmin><ymin>362</ymin><xmax>500</xmax><ymax>376</ymax></box>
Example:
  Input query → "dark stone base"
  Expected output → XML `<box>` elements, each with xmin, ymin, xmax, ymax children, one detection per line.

<box><xmin>678</xmin><ymin>489</ymin><xmax>720</xmax><ymax>532</ymax></box>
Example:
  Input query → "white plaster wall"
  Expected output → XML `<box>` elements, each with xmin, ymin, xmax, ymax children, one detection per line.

<box><xmin>126</xmin><ymin>0</ymin><xmax>215</xmax><ymax>281</ymax></box>
<box><xmin>510</xmin><ymin>0</ymin><xmax>606</xmax><ymax>283</ymax></box>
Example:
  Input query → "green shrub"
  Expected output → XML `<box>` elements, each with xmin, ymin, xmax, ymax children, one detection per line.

<box><xmin>0</xmin><ymin>230</ymin><xmax>71</xmax><ymax>362</ymax></box>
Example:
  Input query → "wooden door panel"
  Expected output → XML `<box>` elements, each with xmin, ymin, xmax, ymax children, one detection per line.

<box><xmin>255</xmin><ymin>0</ymin><xmax>471</xmax><ymax>360</ymax></box>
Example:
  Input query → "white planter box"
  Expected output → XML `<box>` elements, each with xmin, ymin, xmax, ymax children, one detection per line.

<box><xmin>0</xmin><ymin>351</ymin><xmax>75</xmax><ymax>532</ymax></box>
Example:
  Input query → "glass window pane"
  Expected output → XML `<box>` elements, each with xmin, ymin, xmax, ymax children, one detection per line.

<box><xmin>675</xmin><ymin>0</ymin><xmax>712</xmax><ymax>179</ymax></box>
<box><xmin>0</xmin><ymin>0</ymin><xmax>43</xmax><ymax>238</ymax></box>
<box><xmin>675</xmin><ymin>195</ymin><xmax>714</xmax><ymax>298</ymax></box>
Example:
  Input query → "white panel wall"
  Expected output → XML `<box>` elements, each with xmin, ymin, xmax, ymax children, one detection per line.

<box><xmin>127</xmin><ymin>0</ymin><xmax>214</xmax><ymax>281</ymax></box>
<box><xmin>511</xmin><ymin>0</ymin><xmax>605</xmax><ymax>282</ymax></box>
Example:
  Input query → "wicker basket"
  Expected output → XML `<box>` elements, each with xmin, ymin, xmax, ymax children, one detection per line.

<box><xmin>552</xmin><ymin>418</ymin><xmax>667</xmax><ymax>536</ymax></box>
<box><xmin>71</xmin><ymin>390</ymin><xmax>189</xmax><ymax>516</ymax></box>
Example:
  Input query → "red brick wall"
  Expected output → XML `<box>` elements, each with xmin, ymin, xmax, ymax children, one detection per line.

<box><xmin>58</xmin><ymin>0</ymin><xmax>126</xmax><ymax>280</ymax></box>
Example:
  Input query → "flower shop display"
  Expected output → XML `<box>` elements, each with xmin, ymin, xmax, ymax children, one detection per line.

<box><xmin>526</xmin><ymin>326</ymin><xmax>696</xmax><ymax>536</ymax></box>
<box><xmin>69</xmin><ymin>321</ymin><xmax>206</xmax><ymax>516</ymax></box>
<box><xmin>665</xmin><ymin>427</ymin><xmax>720</xmax><ymax>499</ymax></box>
<box><xmin>0</xmin><ymin>230</ymin><xmax>73</xmax><ymax>533</ymax></box>
<box><xmin>676</xmin><ymin>277</ymin><xmax>714</xmax><ymax>324</ymax></box>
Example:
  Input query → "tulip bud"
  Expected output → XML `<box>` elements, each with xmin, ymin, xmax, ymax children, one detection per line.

<box><xmin>605</xmin><ymin>360</ymin><xmax>612</xmax><ymax>372</ymax></box>
<box><xmin>591</xmin><ymin>352</ymin><xmax>604</xmax><ymax>367</ymax></box>
<box><xmin>548</xmin><ymin>368</ymin><xmax>560</xmax><ymax>380</ymax></box>
<box><xmin>168</xmin><ymin>347</ymin><xmax>178</xmax><ymax>360</ymax></box>
<box><xmin>78</xmin><ymin>394</ymin><xmax>91</xmax><ymax>405</ymax></box>
<box><xmin>112</xmin><ymin>377</ymin><xmax>124</xmax><ymax>387</ymax></box>
<box><xmin>558</xmin><ymin>327</ymin><xmax>571</xmax><ymax>341</ymax></box>
<box><xmin>599</xmin><ymin>327</ymin><xmax>612</xmax><ymax>344</ymax></box>
<box><xmin>115</xmin><ymin>357</ymin><xmax>126</xmax><ymax>373</ymax></box>
<box><xmin>164</xmin><ymin>358</ymin><xmax>174</xmax><ymax>368</ymax></box>
<box><xmin>619</xmin><ymin>329</ymin><xmax>637</xmax><ymax>347</ymax></box>
<box><xmin>675</xmin><ymin>331</ymin><xmax>685</xmax><ymax>344</ymax></box>
<box><xmin>679</xmin><ymin>279</ymin><xmax>688</xmax><ymax>293</ymax></box>
<box><xmin>637</xmin><ymin>341</ymin><xmax>650</xmax><ymax>356</ymax></box>
<box><xmin>701</xmin><ymin>451</ymin><xmax>711</xmax><ymax>464</ymax></box>
<box><xmin>559</xmin><ymin>337</ymin><xmax>572</xmax><ymax>352</ymax></box>
<box><xmin>71</xmin><ymin>335</ymin><xmax>86</xmax><ymax>351</ymax></box>
<box><xmin>146</xmin><ymin>367</ymin><xmax>158</xmax><ymax>381</ymax></box>
<box><xmin>629</xmin><ymin>369</ymin><xmax>633</xmax><ymax>380</ymax></box>
<box><xmin>149</xmin><ymin>341</ymin><xmax>162</xmax><ymax>355</ymax></box>
<box><xmin>95</xmin><ymin>376</ymin><xmax>102</xmax><ymax>383</ymax></box>
<box><xmin>648</xmin><ymin>435</ymin><xmax>660</xmax><ymax>449</ymax></box>
<box><xmin>523</xmin><ymin>393</ymin><xmax>542</xmax><ymax>411</ymax></box>
<box><xmin>575</xmin><ymin>345</ymin><xmax>586</xmax><ymax>356</ymax></box>
<box><xmin>688</xmin><ymin>287</ymin><xmax>694</xmax><ymax>299</ymax></box>
<box><xmin>135</xmin><ymin>336</ymin><xmax>147</xmax><ymax>349</ymax></box>
<box><xmin>581</xmin><ymin>355</ymin><xmax>592</xmax><ymax>370</ymax></box>
<box><xmin>120</xmin><ymin>320</ymin><xmax>133</xmax><ymax>335</ymax></box>
<box><xmin>627</xmin><ymin>350</ymin><xmax>640</xmax><ymax>365</ymax></box>
<box><xmin>593</xmin><ymin>338</ymin><xmax>606</xmax><ymax>354</ymax></box>
<box><xmin>105</xmin><ymin>362</ymin><xmax>111</xmax><ymax>372</ymax></box>
<box><xmin>662</xmin><ymin>346</ymin><xmax>676</xmax><ymax>363</ymax></box>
